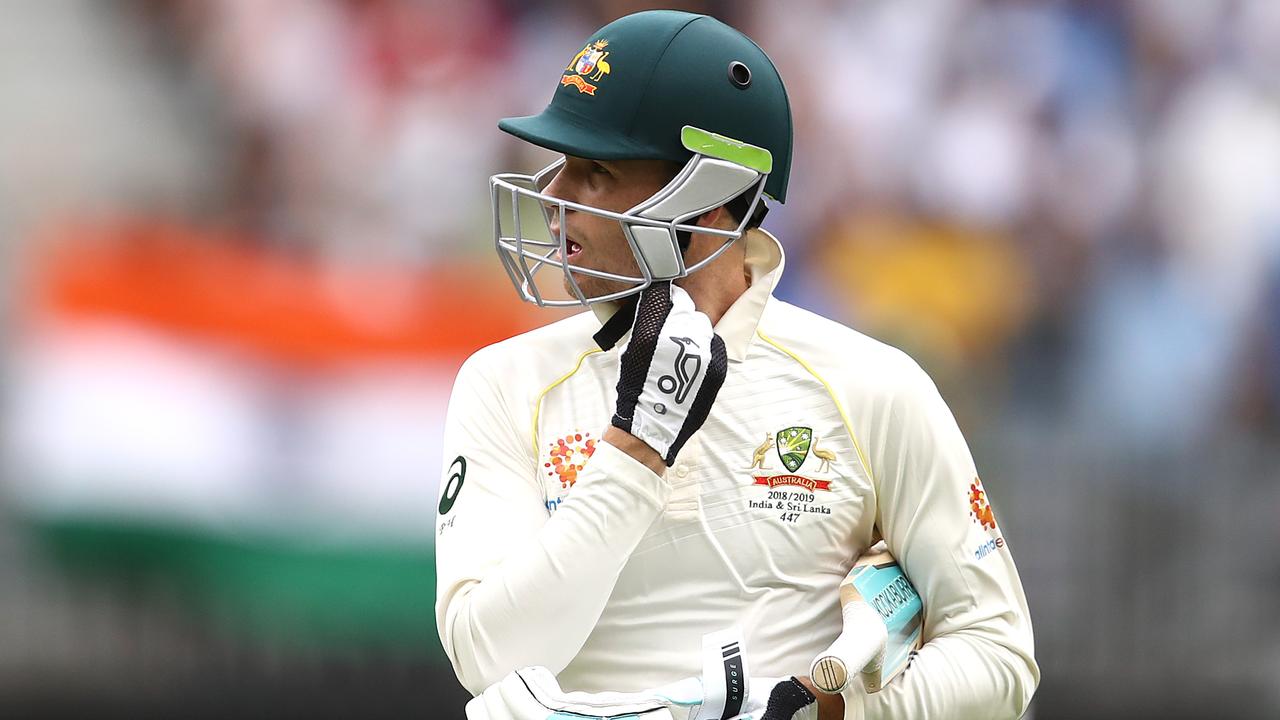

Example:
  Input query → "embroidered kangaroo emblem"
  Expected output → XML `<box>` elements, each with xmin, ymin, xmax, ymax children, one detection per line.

<box><xmin>750</xmin><ymin>434</ymin><xmax>773</xmax><ymax>470</ymax></box>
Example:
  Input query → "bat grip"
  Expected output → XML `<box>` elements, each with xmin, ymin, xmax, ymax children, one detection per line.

<box><xmin>808</xmin><ymin>601</ymin><xmax>888</xmax><ymax>694</ymax></box>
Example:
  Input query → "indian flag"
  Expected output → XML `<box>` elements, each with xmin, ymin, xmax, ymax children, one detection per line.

<box><xmin>6</xmin><ymin>220</ymin><xmax>546</xmax><ymax>652</ymax></box>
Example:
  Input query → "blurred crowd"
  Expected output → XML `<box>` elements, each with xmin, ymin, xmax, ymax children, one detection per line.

<box><xmin>23</xmin><ymin>0</ymin><xmax>1270</xmax><ymax>448</ymax></box>
<box><xmin>765</xmin><ymin>0</ymin><xmax>1280</xmax><ymax>448</ymax></box>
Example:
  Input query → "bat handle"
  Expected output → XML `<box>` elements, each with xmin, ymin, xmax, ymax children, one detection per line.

<box><xmin>809</xmin><ymin>601</ymin><xmax>888</xmax><ymax>695</ymax></box>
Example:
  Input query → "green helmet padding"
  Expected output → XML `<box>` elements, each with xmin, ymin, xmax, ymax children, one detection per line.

<box><xmin>499</xmin><ymin>10</ymin><xmax>794</xmax><ymax>203</ymax></box>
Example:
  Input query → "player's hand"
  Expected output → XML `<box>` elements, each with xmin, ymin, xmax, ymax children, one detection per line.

<box><xmin>611</xmin><ymin>281</ymin><xmax>727</xmax><ymax>466</ymax></box>
<box><xmin>464</xmin><ymin>666</ymin><xmax>676</xmax><ymax>720</ymax></box>
<box><xmin>464</xmin><ymin>667</ymin><xmax>817</xmax><ymax>720</ymax></box>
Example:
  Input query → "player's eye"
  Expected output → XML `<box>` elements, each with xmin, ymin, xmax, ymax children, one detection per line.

<box><xmin>583</xmin><ymin>161</ymin><xmax>611</xmax><ymax>190</ymax></box>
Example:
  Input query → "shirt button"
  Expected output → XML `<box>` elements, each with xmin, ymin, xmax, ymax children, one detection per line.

<box><xmin>675</xmin><ymin>464</ymin><xmax>690</xmax><ymax>478</ymax></box>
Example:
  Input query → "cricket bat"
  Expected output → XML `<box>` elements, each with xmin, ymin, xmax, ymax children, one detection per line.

<box><xmin>809</xmin><ymin>542</ymin><xmax>924</xmax><ymax>694</ymax></box>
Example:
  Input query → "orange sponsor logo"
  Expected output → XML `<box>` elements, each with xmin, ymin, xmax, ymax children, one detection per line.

<box><xmin>545</xmin><ymin>431</ymin><xmax>598</xmax><ymax>489</ymax></box>
<box><xmin>969</xmin><ymin>477</ymin><xmax>998</xmax><ymax>531</ymax></box>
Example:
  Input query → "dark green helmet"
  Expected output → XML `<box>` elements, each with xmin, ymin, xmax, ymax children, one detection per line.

<box><xmin>499</xmin><ymin>10</ymin><xmax>793</xmax><ymax>203</ymax></box>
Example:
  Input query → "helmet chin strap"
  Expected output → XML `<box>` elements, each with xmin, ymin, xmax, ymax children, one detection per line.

<box><xmin>591</xmin><ymin>292</ymin><xmax>641</xmax><ymax>350</ymax></box>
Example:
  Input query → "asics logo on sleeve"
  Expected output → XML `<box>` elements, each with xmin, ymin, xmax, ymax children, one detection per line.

<box><xmin>658</xmin><ymin>336</ymin><xmax>702</xmax><ymax>404</ymax></box>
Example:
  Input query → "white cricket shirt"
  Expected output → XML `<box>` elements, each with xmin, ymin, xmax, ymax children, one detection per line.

<box><xmin>435</xmin><ymin>230</ymin><xmax>1039</xmax><ymax>719</ymax></box>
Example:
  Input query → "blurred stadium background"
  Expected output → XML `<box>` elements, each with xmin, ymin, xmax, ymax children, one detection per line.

<box><xmin>1</xmin><ymin>0</ymin><xmax>1277</xmax><ymax>717</ymax></box>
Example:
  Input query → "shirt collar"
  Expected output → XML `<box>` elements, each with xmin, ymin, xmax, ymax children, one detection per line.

<box><xmin>717</xmin><ymin>228</ymin><xmax>784</xmax><ymax>361</ymax></box>
<box><xmin>590</xmin><ymin>228</ymin><xmax>785</xmax><ymax>362</ymax></box>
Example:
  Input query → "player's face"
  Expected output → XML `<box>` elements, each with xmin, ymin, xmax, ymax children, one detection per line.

<box><xmin>542</xmin><ymin>156</ymin><xmax>680</xmax><ymax>300</ymax></box>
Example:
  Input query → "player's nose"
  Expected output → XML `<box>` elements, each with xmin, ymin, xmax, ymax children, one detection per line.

<box><xmin>541</xmin><ymin>170</ymin><xmax>574</xmax><ymax>205</ymax></box>
<box><xmin>547</xmin><ymin>204</ymin><xmax>581</xmax><ymax>243</ymax></box>
<box><xmin>541</xmin><ymin>171</ymin><xmax>577</xmax><ymax>238</ymax></box>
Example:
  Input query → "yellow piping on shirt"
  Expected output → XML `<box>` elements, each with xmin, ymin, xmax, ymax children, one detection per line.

<box><xmin>531</xmin><ymin>347</ymin><xmax>603</xmax><ymax>457</ymax></box>
<box><xmin>755</xmin><ymin>329</ymin><xmax>877</xmax><ymax>486</ymax></box>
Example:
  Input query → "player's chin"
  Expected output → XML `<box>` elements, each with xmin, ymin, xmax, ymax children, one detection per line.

<box><xmin>562</xmin><ymin>270</ymin><xmax>631</xmax><ymax>303</ymax></box>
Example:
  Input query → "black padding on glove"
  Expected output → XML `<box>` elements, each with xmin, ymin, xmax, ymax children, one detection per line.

<box><xmin>761</xmin><ymin>677</ymin><xmax>816</xmax><ymax>720</ymax></box>
<box><xmin>611</xmin><ymin>282</ymin><xmax>673</xmax><ymax>434</ymax></box>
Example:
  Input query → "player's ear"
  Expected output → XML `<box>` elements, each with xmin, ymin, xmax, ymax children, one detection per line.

<box><xmin>693</xmin><ymin>205</ymin><xmax>726</xmax><ymax>228</ymax></box>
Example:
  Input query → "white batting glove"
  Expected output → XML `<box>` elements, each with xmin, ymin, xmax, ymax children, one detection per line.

<box><xmin>465</xmin><ymin>667</ymin><xmax>677</xmax><ymax>720</ymax></box>
<box><xmin>464</xmin><ymin>627</ymin><xmax>816</xmax><ymax>720</ymax></box>
<box><xmin>611</xmin><ymin>281</ymin><xmax>728</xmax><ymax>466</ymax></box>
<box><xmin>464</xmin><ymin>668</ymin><xmax>816</xmax><ymax>720</ymax></box>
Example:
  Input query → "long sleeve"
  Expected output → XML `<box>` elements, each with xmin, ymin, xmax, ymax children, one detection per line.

<box><xmin>846</xmin><ymin>357</ymin><xmax>1040</xmax><ymax>719</ymax></box>
<box><xmin>434</xmin><ymin>350</ymin><xmax>670</xmax><ymax>695</ymax></box>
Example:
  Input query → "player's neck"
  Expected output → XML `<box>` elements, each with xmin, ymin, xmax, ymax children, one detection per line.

<box><xmin>675</xmin><ymin>236</ymin><xmax>751</xmax><ymax>327</ymax></box>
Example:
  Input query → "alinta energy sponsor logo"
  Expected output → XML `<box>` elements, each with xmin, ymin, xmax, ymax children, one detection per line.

<box><xmin>969</xmin><ymin>477</ymin><xmax>998</xmax><ymax>531</ymax></box>
<box><xmin>973</xmin><ymin>535</ymin><xmax>1005</xmax><ymax>561</ymax></box>
<box><xmin>561</xmin><ymin>39</ymin><xmax>612</xmax><ymax>95</ymax></box>
<box><xmin>544</xmin><ymin>431</ymin><xmax>598</xmax><ymax>490</ymax></box>
<box><xmin>968</xmin><ymin>476</ymin><xmax>1006</xmax><ymax>560</ymax></box>
<box><xmin>747</xmin><ymin>426</ymin><xmax>837</xmax><ymax>492</ymax></box>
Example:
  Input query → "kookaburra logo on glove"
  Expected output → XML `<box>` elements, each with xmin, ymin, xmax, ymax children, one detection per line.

<box><xmin>608</xmin><ymin>282</ymin><xmax>727</xmax><ymax>466</ymax></box>
<box><xmin>658</xmin><ymin>336</ymin><xmax>703</xmax><ymax>409</ymax></box>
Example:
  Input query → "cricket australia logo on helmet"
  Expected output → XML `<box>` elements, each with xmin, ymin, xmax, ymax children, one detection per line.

<box><xmin>659</xmin><ymin>336</ymin><xmax>702</xmax><ymax>404</ymax></box>
<box><xmin>562</xmin><ymin>39</ymin><xmax>611</xmax><ymax>95</ymax></box>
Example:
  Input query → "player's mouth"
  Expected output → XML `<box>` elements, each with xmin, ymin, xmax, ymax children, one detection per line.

<box><xmin>563</xmin><ymin>238</ymin><xmax>584</xmax><ymax>261</ymax></box>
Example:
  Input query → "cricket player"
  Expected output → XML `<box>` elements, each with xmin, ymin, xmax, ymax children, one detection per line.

<box><xmin>435</xmin><ymin>10</ymin><xmax>1039</xmax><ymax>719</ymax></box>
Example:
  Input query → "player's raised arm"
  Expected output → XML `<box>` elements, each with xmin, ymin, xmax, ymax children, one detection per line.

<box><xmin>435</xmin><ymin>280</ymin><xmax>729</xmax><ymax>695</ymax></box>
<box><xmin>851</xmin><ymin>353</ymin><xmax>1040</xmax><ymax>719</ymax></box>
<box><xmin>435</xmin><ymin>340</ymin><xmax>672</xmax><ymax>694</ymax></box>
